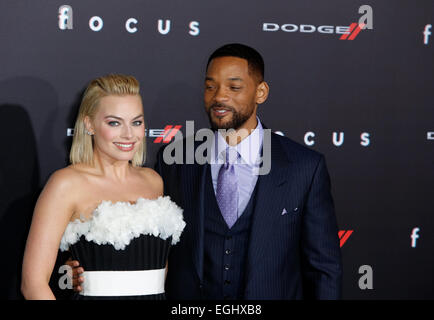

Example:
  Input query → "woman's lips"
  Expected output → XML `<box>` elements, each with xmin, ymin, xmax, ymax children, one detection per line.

<box><xmin>113</xmin><ymin>142</ymin><xmax>135</xmax><ymax>151</ymax></box>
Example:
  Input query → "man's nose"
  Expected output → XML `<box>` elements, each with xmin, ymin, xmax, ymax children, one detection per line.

<box><xmin>214</xmin><ymin>87</ymin><xmax>229</xmax><ymax>103</ymax></box>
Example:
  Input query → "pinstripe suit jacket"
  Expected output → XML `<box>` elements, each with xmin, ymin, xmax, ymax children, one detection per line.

<box><xmin>155</xmin><ymin>132</ymin><xmax>343</xmax><ymax>300</ymax></box>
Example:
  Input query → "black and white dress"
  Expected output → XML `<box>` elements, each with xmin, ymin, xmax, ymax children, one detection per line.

<box><xmin>60</xmin><ymin>196</ymin><xmax>185</xmax><ymax>300</ymax></box>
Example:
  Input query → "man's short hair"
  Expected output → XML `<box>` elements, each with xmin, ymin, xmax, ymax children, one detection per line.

<box><xmin>206</xmin><ymin>43</ymin><xmax>265</xmax><ymax>83</ymax></box>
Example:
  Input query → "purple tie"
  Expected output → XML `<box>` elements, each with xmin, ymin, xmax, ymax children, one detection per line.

<box><xmin>216</xmin><ymin>148</ymin><xmax>239</xmax><ymax>229</ymax></box>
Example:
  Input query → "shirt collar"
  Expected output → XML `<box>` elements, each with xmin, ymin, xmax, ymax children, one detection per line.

<box><xmin>212</xmin><ymin>117</ymin><xmax>264</xmax><ymax>166</ymax></box>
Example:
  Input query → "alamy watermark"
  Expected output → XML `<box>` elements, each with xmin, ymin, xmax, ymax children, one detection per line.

<box><xmin>58</xmin><ymin>265</ymin><xmax>73</xmax><ymax>290</ymax></box>
<box><xmin>161</xmin><ymin>121</ymin><xmax>272</xmax><ymax>175</ymax></box>
<box><xmin>358</xmin><ymin>265</ymin><xmax>373</xmax><ymax>290</ymax></box>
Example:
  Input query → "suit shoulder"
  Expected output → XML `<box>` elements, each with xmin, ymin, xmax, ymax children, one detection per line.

<box><xmin>156</xmin><ymin>134</ymin><xmax>209</xmax><ymax>165</ymax></box>
<box><xmin>156</xmin><ymin>135</ymin><xmax>196</xmax><ymax>154</ymax></box>
<box><xmin>272</xmin><ymin>133</ymin><xmax>323</xmax><ymax>162</ymax></box>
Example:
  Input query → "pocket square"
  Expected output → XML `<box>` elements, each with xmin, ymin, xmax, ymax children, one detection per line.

<box><xmin>281</xmin><ymin>208</ymin><xmax>288</xmax><ymax>215</ymax></box>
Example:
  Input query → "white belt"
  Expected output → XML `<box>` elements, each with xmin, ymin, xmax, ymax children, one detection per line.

<box><xmin>80</xmin><ymin>269</ymin><xmax>165</xmax><ymax>297</ymax></box>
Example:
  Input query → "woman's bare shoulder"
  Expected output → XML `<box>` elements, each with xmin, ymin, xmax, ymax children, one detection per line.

<box><xmin>44</xmin><ymin>165</ymin><xmax>90</xmax><ymax>195</ymax></box>
<box><xmin>35</xmin><ymin>166</ymin><xmax>91</xmax><ymax>218</ymax></box>
<box><xmin>135</xmin><ymin>167</ymin><xmax>164</xmax><ymax>194</ymax></box>
<box><xmin>136</xmin><ymin>166</ymin><xmax>161</xmax><ymax>178</ymax></box>
<box><xmin>50</xmin><ymin>165</ymin><xmax>88</xmax><ymax>181</ymax></box>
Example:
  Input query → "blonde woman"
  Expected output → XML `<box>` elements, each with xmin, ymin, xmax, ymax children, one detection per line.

<box><xmin>21</xmin><ymin>74</ymin><xmax>185</xmax><ymax>300</ymax></box>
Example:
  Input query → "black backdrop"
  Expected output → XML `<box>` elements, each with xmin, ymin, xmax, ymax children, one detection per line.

<box><xmin>0</xmin><ymin>0</ymin><xmax>433</xmax><ymax>299</ymax></box>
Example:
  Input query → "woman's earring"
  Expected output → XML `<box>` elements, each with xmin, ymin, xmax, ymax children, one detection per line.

<box><xmin>86</xmin><ymin>130</ymin><xmax>93</xmax><ymax>136</ymax></box>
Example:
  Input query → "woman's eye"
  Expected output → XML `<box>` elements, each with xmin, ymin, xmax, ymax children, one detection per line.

<box><xmin>133</xmin><ymin>120</ymin><xmax>143</xmax><ymax>126</ymax></box>
<box><xmin>108</xmin><ymin>121</ymin><xmax>120</xmax><ymax>127</ymax></box>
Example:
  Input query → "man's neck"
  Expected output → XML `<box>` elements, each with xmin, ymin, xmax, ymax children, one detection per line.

<box><xmin>222</xmin><ymin>116</ymin><xmax>258</xmax><ymax>146</ymax></box>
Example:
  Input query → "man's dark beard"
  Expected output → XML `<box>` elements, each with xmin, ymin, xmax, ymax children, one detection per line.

<box><xmin>207</xmin><ymin>103</ymin><xmax>253</xmax><ymax>131</ymax></box>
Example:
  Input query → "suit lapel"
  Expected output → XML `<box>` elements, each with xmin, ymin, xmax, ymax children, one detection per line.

<box><xmin>245</xmin><ymin>134</ymin><xmax>295</xmax><ymax>281</ymax></box>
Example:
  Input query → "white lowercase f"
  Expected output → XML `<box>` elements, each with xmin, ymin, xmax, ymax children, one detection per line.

<box><xmin>411</xmin><ymin>227</ymin><xmax>420</xmax><ymax>248</ymax></box>
<box><xmin>423</xmin><ymin>25</ymin><xmax>432</xmax><ymax>45</ymax></box>
<box><xmin>58</xmin><ymin>5</ymin><xmax>73</xmax><ymax>30</ymax></box>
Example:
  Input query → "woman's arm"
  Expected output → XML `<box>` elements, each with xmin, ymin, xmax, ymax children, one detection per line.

<box><xmin>21</xmin><ymin>169</ymin><xmax>77</xmax><ymax>300</ymax></box>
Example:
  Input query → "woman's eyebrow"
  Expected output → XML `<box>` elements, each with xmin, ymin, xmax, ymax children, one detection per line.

<box><xmin>104</xmin><ymin>115</ymin><xmax>123</xmax><ymax>120</ymax></box>
<box><xmin>104</xmin><ymin>114</ymin><xmax>144</xmax><ymax>120</ymax></box>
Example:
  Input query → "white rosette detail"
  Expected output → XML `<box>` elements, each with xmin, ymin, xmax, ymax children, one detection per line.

<box><xmin>60</xmin><ymin>196</ymin><xmax>185</xmax><ymax>251</ymax></box>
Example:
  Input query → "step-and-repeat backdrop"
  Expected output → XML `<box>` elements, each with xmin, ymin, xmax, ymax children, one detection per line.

<box><xmin>0</xmin><ymin>1</ymin><xmax>433</xmax><ymax>299</ymax></box>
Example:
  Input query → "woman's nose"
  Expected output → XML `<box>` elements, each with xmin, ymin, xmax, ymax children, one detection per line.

<box><xmin>121</xmin><ymin>125</ymin><xmax>133</xmax><ymax>139</ymax></box>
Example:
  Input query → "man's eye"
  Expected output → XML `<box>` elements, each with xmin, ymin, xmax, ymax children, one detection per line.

<box><xmin>133</xmin><ymin>120</ymin><xmax>143</xmax><ymax>126</ymax></box>
<box><xmin>231</xmin><ymin>86</ymin><xmax>241</xmax><ymax>90</ymax></box>
<box><xmin>108</xmin><ymin>121</ymin><xmax>120</xmax><ymax>127</ymax></box>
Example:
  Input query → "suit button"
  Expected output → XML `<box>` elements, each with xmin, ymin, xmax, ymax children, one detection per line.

<box><xmin>224</xmin><ymin>265</ymin><xmax>230</xmax><ymax>271</ymax></box>
<box><xmin>224</xmin><ymin>280</ymin><xmax>231</xmax><ymax>285</ymax></box>
<box><xmin>225</xmin><ymin>249</ymin><xmax>231</xmax><ymax>255</ymax></box>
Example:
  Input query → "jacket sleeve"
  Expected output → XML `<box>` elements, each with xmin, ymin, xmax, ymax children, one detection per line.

<box><xmin>300</xmin><ymin>155</ymin><xmax>343</xmax><ymax>299</ymax></box>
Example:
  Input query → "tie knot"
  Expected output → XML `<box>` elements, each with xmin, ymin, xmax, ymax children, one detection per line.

<box><xmin>224</xmin><ymin>148</ymin><xmax>239</xmax><ymax>164</ymax></box>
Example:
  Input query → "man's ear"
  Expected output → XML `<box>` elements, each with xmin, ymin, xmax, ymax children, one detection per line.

<box><xmin>84</xmin><ymin>116</ymin><xmax>94</xmax><ymax>135</ymax></box>
<box><xmin>256</xmin><ymin>81</ymin><xmax>269</xmax><ymax>105</ymax></box>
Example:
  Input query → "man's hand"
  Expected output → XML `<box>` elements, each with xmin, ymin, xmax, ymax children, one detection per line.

<box><xmin>65</xmin><ymin>258</ymin><xmax>84</xmax><ymax>292</ymax></box>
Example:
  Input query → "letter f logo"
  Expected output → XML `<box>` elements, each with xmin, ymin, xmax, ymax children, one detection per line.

<box><xmin>423</xmin><ymin>24</ymin><xmax>432</xmax><ymax>45</ymax></box>
<box><xmin>411</xmin><ymin>227</ymin><xmax>420</xmax><ymax>248</ymax></box>
<box><xmin>58</xmin><ymin>5</ymin><xmax>73</xmax><ymax>30</ymax></box>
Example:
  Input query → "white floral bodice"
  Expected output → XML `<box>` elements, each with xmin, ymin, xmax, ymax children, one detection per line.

<box><xmin>60</xmin><ymin>196</ymin><xmax>185</xmax><ymax>251</ymax></box>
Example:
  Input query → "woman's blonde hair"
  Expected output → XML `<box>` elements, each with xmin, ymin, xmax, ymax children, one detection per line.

<box><xmin>70</xmin><ymin>74</ymin><xmax>146</xmax><ymax>166</ymax></box>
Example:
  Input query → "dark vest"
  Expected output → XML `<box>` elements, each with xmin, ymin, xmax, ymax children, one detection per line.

<box><xmin>203</xmin><ymin>166</ymin><xmax>258</xmax><ymax>300</ymax></box>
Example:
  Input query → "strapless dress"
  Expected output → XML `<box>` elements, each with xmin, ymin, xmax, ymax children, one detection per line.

<box><xmin>60</xmin><ymin>196</ymin><xmax>185</xmax><ymax>300</ymax></box>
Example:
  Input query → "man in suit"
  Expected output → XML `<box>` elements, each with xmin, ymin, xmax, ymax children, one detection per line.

<box><xmin>156</xmin><ymin>43</ymin><xmax>343</xmax><ymax>300</ymax></box>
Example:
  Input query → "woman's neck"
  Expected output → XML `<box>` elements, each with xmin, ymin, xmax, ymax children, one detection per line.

<box><xmin>91</xmin><ymin>150</ymin><xmax>132</xmax><ymax>182</ymax></box>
